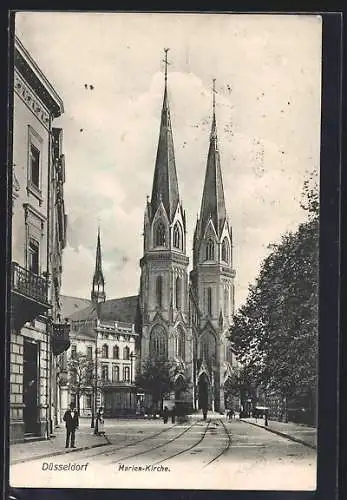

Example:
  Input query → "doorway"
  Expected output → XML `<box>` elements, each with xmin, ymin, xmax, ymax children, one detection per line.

<box><xmin>23</xmin><ymin>339</ymin><xmax>39</xmax><ymax>435</ymax></box>
<box><xmin>198</xmin><ymin>372</ymin><xmax>210</xmax><ymax>410</ymax></box>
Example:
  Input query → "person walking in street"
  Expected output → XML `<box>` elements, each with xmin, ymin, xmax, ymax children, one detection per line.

<box><xmin>63</xmin><ymin>402</ymin><xmax>79</xmax><ymax>448</ymax></box>
<box><xmin>162</xmin><ymin>406</ymin><xmax>169</xmax><ymax>424</ymax></box>
<box><xmin>171</xmin><ymin>405</ymin><xmax>176</xmax><ymax>424</ymax></box>
<box><xmin>202</xmin><ymin>405</ymin><xmax>208</xmax><ymax>421</ymax></box>
<box><xmin>96</xmin><ymin>406</ymin><xmax>105</xmax><ymax>435</ymax></box>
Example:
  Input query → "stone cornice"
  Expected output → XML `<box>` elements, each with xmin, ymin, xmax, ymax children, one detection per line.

<box><xmin>14</xmin><ymin>71</ymin><xmax>50</xmax><ymax>129</ymax></box>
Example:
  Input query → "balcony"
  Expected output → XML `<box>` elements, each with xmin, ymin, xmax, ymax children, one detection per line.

<box><xmin>11</xmin><ymin>262</ymin><xmax>51</xmax><ymax>330</ymax></box>
<box><xmin>52</xmin><ymin>322</ymin><xmax>71</xmax><ymax>356</ymax></box>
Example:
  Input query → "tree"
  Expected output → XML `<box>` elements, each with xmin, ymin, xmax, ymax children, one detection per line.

<box><xmin>67</xmin><ymin>355</ymin><xmax>94</xmax><ymax>413</ymax></box>
<box><xmin>136</xmin><ymin>356</ymin><xmax>190</xmax><ymax>410</ymax></box>
<box><xmin>229</xmin><ymin>170</ymin><xmax>319</xmax><ymax>423</ymax></box>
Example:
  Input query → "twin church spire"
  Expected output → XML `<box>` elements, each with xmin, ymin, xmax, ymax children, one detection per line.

<box><xmin>150</xmin><ymin>51</ymin><xmax>228</xmax><ymax>240</ymax></box>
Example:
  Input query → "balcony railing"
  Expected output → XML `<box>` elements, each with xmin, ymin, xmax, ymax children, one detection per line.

<box><xmin>52</xmin><ymin>322</ymin><xmax>71</xmax><ymax>356</ymax></box>
<box><xmin>11</xmin><ymin>262</ymin><xmax>48</xmax><ymax>304</ymax></box>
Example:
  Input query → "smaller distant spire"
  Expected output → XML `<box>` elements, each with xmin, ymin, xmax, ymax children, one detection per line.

<box><xmin>91</xmin><ymin>225</ymin><xmax>106</xmax><ymax>308</ymax></box>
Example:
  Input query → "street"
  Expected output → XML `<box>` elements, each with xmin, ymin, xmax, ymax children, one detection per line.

<box><xmin>10</xmin><ymin>416</ymin><xmax>316</xmax><ymax>490</ymax></box>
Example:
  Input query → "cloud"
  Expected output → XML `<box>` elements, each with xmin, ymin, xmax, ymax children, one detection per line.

<box><xmin>15</xmin><ymin>13</ymin><xmax>322</xmax><ymax>308</ymax></box>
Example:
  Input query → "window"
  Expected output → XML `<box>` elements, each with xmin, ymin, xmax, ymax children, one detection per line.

<box><xmin>30</xmin><ymin>144</ymin><xmax>40</xmax><ymax>189</ymax></box>
<box><xmin>112</xmin><ymin>365</ymin><xmax>119</xmax><ymax>382</ymax></box>
<box><xmin>173</xmin><ymin>222</ymin><xmax>183</xmax><ymax>250</ymax></box>
<box><xmin>86</xmin><ymin>394</ymin><xmax>92</xmax><ymax>408</ymax></box>
<box><xmin>207</xmin><ymin>287</ymin><xmax>212</xmax><ymax>316</ymax></box>
<box><xmin>156</xmin><ymin>276</ymin><xmax>163</xmax><ymax>308</ymax></box>
<box><xmin>175</xmin><ymin>276</ymin><xmax>182</xmax><ymax>309</ymax></box>
<box><xmin>101</xmin><ymin>364</ymin><xmax>109</xmax><ymax>381</ymax></box>
<box><xmin>123</xmin><ymin>346</ymin><xmax>130</xmax><ymax>360</ymax></box>
<box><xmin>28</xmin><ymin>240</ymin><xmax>39</xmax><ymax>274</ymax></box>
<box><xmin>123</xmin><ymin>366</ymin><xmax>130</xmax><ymax>382</ymax></box>
<box><xmin>87</xmin><ymin>346</ymin><xmax>93</xmax><ymax>359</ymax></box>
<box><xmin>200</xmin><ymin>331</ymin><xmax>216</xmax><ymax>363</ymax></box>
<box><xmin>224</xmin><ymin>287</ymin><xmax>229</xmax><ymax>317</ymax></box>
<box><xmin>205</xmin><ymin>239</ymin><xmax>215</xmax><ymax>261</ymax></box>
<box><xmin>71</xmin><ymin>345</ymin><xmax>77</xmax><ymax>359</ymax></box>
<box><xmin>154</xmin><ymin>221</ymin><xmax>166</xmax><ymax>247</ymax></box>
<box><xmin>102</xmin><ymin>344</ymin><xmax>109</xmax><ymax>358</ymax></box>
<box><xmin>222</xmin><ymin>237</ymin><xmax>230</xmax><ymax>263</ymax></box>
<box><xmin>176</xmin><ymin>327</ymin><xmax>185</xmax><ymax>359</ymax></box>
<box><xmin>150</xmin><ymin>325</ymin><xmax>168</xmax><ymax>359</ymax></box>
<box><xmin>113</xmin><ymin>345</ymin><xmax>119</xmax><ymax>359</ymax></box>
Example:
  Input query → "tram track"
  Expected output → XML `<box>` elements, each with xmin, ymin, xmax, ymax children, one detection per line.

<box><xmin>111</xmin><ymin>420</ymin><xmax>199</xmax><ymax>464</ymax></box>
<box><xmin>150</xmin><ymin>419</ymin><xmax>211</xmax><ymax>466</ymax></box>
<box><xmin>203</xmin><ymin>418</ymin><xmax>232</xmax><ymax>468</ymax></box>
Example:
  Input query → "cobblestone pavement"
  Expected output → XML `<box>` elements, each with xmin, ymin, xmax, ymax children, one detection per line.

<box><xmin>10</xmin><ymin>416</ymin><xmax>316</xmax><ymax>490</ymax></box>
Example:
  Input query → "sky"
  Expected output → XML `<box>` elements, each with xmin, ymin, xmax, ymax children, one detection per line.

<box><xmin>15</xmin><ymin>12</ymin><xmax>322</xmax><ymax>309</ymax></box>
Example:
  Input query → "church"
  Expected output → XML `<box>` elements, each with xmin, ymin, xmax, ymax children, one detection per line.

<box><xmin>62</xmin><ymin>51</ymin><xmax>238</xmax><ymax>416</ymax></box>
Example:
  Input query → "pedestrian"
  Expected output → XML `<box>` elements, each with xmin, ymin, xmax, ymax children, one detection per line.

<box><xmin>202</xmin><ymin>406</ymin><xmax>208</xmax><ymax>421</ymax></box>
<box><xmin>171</xmin><ymin>406</ymin><xmax>176</xmax><ymax>424</ymax></box>
<box><xmin>162</xmin><ymin>406</ymin><xmax>169</xmax><ymax>424</ymax></box>
<box><xmin>63</xmin><ymin>402</ymin><xmax>79</xmax><ymax>448</ymax></box>
<box><xmin>96</xmin><ymin>406</ymin><xmax>105</xmax><ymax>435</ymax></box>
<box><xmin>264</xmin><ymin>409</ymin><xmax>269</xmax><ymax>427</ymax></box>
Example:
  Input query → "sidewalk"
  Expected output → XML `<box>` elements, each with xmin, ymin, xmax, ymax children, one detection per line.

<box><xmin>10</xmin><ymin>420</ymin><xmax>110</xmax><ymax>465</ymax></box>
<box><xmin>240</xmin><ymin>417</ymin><xmax>317</xmax><ymax>449</ymax></box>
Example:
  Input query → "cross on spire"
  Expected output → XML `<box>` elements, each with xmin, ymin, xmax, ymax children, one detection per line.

<box><xmin>212</xmin><ymin>78</ymin><xmax>217</xmax><ymax>114</ymax></box>
<box><xmin>163</xmin><ymin>48</ymin><xmax>170</xmax><ymax>84</ymax></box>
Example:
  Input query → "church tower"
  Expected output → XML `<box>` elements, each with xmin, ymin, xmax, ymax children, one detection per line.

<box><xmin>191</xmin><ymin>80</ymin><xmax>236</xmax><ymax>413</ymax></box>
<box><xmin>91</xmin><ymin>226</ymin><xmax>106</xmax><ymax>312</ymax></box>
<box><xmin>139</xmin><ymin>50</ymin><xmax>192</xmax><ymax>407</ymax></box>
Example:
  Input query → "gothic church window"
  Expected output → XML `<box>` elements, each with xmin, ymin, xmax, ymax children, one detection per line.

<box><xmin>173</xmin><ymin>221</ymin><xmax>183</xmax><ymax>250</ymax></box>
<box><xmin>199</xmin><ymin>331</ymin><xmax>216</xmax><ymax>364</ymax></box>
<box><xmin>205</xmin><ymin>239</ymin><xmax>215</xmax><ymax>261</ymax></box>
<box><xmin>207</xmin><ymin>287</ymin><xmax>212</xmax><ymax>316</ymax></box>
<box><xmin>102</xmin><ymin>344</ymin><xmax>109</xmax><ymax>358</ymax></box>
<box><xmin>176</xmin><ymin>327</ymin><xmax>185</xmax><ymax>359</ymax></box>
<box><xmin>154</xmin><ymin>221</ymin><xmax>166</xmax><ymax>247</ymax></box>
<box><xmin>113</xmin><ymin>345</ymin><xmax>119</xmax><ymax>359</ymax></box>
<box><xmin>222</xmin><ymin>237</ymin><xmax>230</xmax><ymax>263</ymax></box>
<box><xmin>156</xmin><ymin>276</ymin><xmax>163</xmax><ymax>308</ymax></box>
<box><xmin>175</xmin><ymin>276</ymin><xmax>182</xmax><ymax>309</ymax></box>
<box><xmin>150</xmin><ymin>325</ymin><xmax>168</xmax><ymax>359</ymax></box>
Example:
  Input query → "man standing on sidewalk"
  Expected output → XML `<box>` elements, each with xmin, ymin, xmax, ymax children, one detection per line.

<box><xmin>63</xmin><ymin>403</ymin><xmax>79</xmax><ymax>448</ymax></box>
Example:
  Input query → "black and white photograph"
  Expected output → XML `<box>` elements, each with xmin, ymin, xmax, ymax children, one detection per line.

<box><xmin>9</xmin><ymin>11</ymin><xmax>323</xmax><ymax>491</ymax></box>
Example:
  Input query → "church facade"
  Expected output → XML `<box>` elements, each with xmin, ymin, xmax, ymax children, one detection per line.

<box><xmin>63</xmin><ymin>53</ymin><xmax>238</xmax><ymax>416</ymax></box>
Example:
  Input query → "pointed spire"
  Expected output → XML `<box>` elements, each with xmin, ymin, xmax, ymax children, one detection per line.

<box><xmin>150</xmin><ymin>48</ymin><xmax>180</xmax><ymax>222</ymax></box>
<box><xmin>91</xmin><ymin>225</ymin><xmax>106</xmax><ymax>305</ymax></box>
<box><xmin>199</xmin><ymin>79</ymin><xmax>227</xmax><ymax>237</ymax></box>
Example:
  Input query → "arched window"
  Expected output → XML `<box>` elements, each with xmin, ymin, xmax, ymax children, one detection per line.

<box><xmin>176</xmin><ymin>327</ymin><xmax>185</xmax><ymax>359</ymax></box>
<box><xmin>173</xmin><ymin>221</ymin><xmax>183</xmax><ymax>250</ymax></box>
<box><xmin>123</xmin><ymin>346</ymin><xmax>130</xmax><ymax>360</ymax></box>
<box><xmin>150</xmin><ymin>325</ymin><xmax>168</xmax><ymax>359</ymax></box>
<box><xmin>112</xmin><ymin>365</ymin><xmax>119</xmax><ymax>382</ymax></box>
<box><xmin>156</xmin><ymin>275</ymin><xmax>163</xmax><ymax>308</ymax></box>
<box><xmin>175</xmin><ymin>276</ymin><xmax>182</xmax><ymax>309</ymax></box>
<box><xmin>113</xmin><ymin>345</ymin><xmax>119</xmax><ymax>359</ymax></box>
<box><xmin>205</xmin><ymin>239</ymin><xmax>215</xmax><ymax>261</ymax></box>
<box><xmin>102</xmin><ymin>344</ymin><xmax>109</xmax><ymax>358</ymax></box>
<box><xmin>222</xmin><ymin>237</ymin><xmax>230</xmax><ymax>263</ymax></box>
<box><xmin>199</xmin><ymin>331</ymin><xmax>216</xmax><ymax>364</ymax></box>
<box><xmin>207</xmin><ymin>287</ymin><xmax>212</xmax><ymax>316</ymax></box>
<box><xmin>154</xmin><ymin>220</ymin><xmax>166</xmax><ymax>247</ymax></box>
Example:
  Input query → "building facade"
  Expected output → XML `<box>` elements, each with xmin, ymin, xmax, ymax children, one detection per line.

<box><xmin>10</xmin><ymin>37</ymin><xmax>70</xmax><ymax>443</ymax></box>
<box><xmin>60</xmin><ymin>232</ymin><xmax>140</xmax><ymax>418</ymax></box>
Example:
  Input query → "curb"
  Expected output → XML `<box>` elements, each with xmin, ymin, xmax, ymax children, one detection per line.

<box><xmin>240</xmin><ymin>419</ymin><xmax>316</xmax><ymax>450</ymax></box>
<box><xmin>11</xmin><ymin>436</ymin><xmax>111</xmax><ymax>465</ymax></box>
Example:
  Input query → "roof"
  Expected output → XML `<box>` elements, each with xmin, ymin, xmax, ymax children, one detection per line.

<box><xmin>199</xmin><ymin>109</ymin><xmax>227</xmax><ymax>238</ymax></box>
<box><xmin>150</xmin><ymin>81</ymin><xmax>180</xmax><ymax>223</ymax></box>
<box><xmin>60</xmin><ymin>295</ymin><xmax>91</xmax><ymax>319</ymax></box>
<box><xmin>15</xmin><ymin>36</ymin><xmax>64</xmax><ymax>117</ymax></box>
<box><xmin>68</xmin><ymin>295</ymin><xmax>139</xmax><ymax>325</ymax></box>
